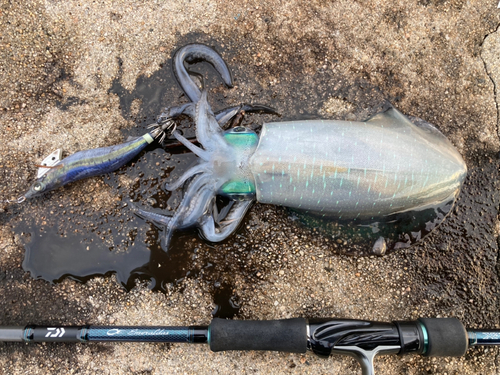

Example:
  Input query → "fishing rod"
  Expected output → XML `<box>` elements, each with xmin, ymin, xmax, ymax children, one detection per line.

<box><xmin>1</xmin><ymin>317</ymin><xmax>498</xmax><ymax>374</ymax></box>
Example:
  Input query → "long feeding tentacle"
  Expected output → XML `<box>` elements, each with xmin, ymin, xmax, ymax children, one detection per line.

<box><xmin>173</xmin><ymin>44</ymin><xmax>233</xmax><ymax>102</ymax></box>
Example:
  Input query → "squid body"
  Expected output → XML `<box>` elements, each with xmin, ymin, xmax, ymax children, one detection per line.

<box><xmin>138</xmin><ymin>90</ymin><xmax>467</xmax><ymax>253</ymax></box>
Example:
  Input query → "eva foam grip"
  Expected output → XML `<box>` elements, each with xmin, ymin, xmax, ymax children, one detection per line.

<box><xmin>418</xmin><ymin>318</ymin><xmax>468</xmax><ymax>357</ymax></box>
<box><xmin>209</xmin><ymin>318</ymin><xmax>307</xmax><ymax>353</ymax></box>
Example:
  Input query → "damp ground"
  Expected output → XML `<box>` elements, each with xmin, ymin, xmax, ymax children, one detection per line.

<box><xmin>1</xmin><ymin>1</ymin><xmax>500</xmax><ymax>374</ymax></box>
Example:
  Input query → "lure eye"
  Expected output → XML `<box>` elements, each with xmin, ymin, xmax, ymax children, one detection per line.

<box><xmin>33</xmin><ymin>182</ymin><xmax>44</xmax><ymax>192</ymax></box>
<box><xmin>233</xmin><ymin>126</ymin><xmax>246</xmax><ymax>133</ymax></box>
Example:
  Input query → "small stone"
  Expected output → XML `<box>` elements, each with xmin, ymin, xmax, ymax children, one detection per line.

<box><xmin>372</xmin><ymin>237</ymin><xmax>387</xmax><ymax>256</ymax></box>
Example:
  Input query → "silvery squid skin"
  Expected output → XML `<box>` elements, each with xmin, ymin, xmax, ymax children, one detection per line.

<box><xmin>136</xmin><ymin>90</ymin><xmax>467</xmax><ymax>253</ymax></box>
<box><xmin>251</xmin><ymin>110</ymin><xmax>466</xmax><ymax>221</ymax></box>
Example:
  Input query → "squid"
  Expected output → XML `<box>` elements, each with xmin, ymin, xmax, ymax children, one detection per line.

<box><xmin>135</xmin><ymin>44</ymin><xmax>468</xmax><ymax>253</ymax></box>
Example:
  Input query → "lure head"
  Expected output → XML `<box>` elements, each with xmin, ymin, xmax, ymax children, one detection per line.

<box><xmin>23</xmin><ymin>148</ymin><xmax>64</xmax><ymax>200</ymax></box>
<box><xmin>24</xmin><ymin>163</ymin><xmax>65</xmax><ymax>199</ymax></box>
<box><xmin>218</xmin><ymin>126</ymin><xmax>259</xmax><ymax>199</ymax></box>
<box><xmin>24</xmin><ymin>177</ymin><xmax>49</xmax><ymax>199</ymax></box>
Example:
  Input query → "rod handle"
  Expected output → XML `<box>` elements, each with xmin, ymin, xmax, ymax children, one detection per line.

<box><xmin>418</xmin><ymin>318</ymin><xmax>468</xmax><ymax>357</ymax></box>
<box><xmin>0</xmin><ymin>326</ymin><xmax>24</xmax><ymax>341</ymax></box>
<box><xmin>209</xmin><ymin>318</ymin><xmax>307</xmax><ymax>353</ymax></box>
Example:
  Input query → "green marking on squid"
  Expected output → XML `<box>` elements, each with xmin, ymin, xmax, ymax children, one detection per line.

<box><xmin>423</xmin><ymin>175</ymin><xmax>429</xmax><ymax>188</ymax></box>
<box><xmin>221</xmin><ymin>180</ymin><xmax>256</xmax><ymax>195</ymax></box>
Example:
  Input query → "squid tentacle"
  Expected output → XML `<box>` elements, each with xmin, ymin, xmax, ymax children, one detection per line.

<box><xmin>163</xmin><ymin>173</ymin><xmax>215</xmax><ymax>248</ymax></box>
<box><xmin>132</xmin><ymin>206</ymin><xmax>172</xmax><ymax>227</ymax></box>
<box><xmin>215</xmin><ymin>104</ymin><xmax>279</xmax><ymax>128</ymax></box>
<box><xmin>157</xmin><ymin>103</ymin><xmax>195</xmax><ymax>123</ymax></box>
<box><xmin>194</xmin><ymin>91</ymin><xmax>227</xmax><ymax>152</ymax></box>
<box><xmin>173</xmin><ymin>130</ymin><xmax>210</xmax><ymax>161</ymax></box>
<box><xmin>173</xmin><ymin>44</ymin><xmax>233</xmax><ymax>103</ymax></box>
<box><xmin>165</xmin><ymin>162</ymin><xmax>209</xmax><ymax>191</ymax></box>
<box><xmin>199</xmin><ymin>200</ymin><xmax>254</xmax><ymax>242</ymax></box>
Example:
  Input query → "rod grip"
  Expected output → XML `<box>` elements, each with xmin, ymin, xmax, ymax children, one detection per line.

<box><xmin>418</xmin><ymin>318</ymin><xmax>468</xmax><ymax>357</ymax></box>
<box><xmin>209</xmin><ymin>318</ymin><xmax>307</xmax><ymax>353</ymax></box>
<box><xmin>0</xmin><ymin>327</ymin><xmax>24</xmax><ymax>341</ymax></box>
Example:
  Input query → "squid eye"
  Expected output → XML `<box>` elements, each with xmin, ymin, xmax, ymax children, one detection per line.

<box><xmin>33</xmin><ymin>182</ymin><xmax>45</xmax><ymax>192</ymax></box>
<box><xmin>233</xmin><ymin>126</ymin><xmax>246</xmax><ymax>132</ymax></box>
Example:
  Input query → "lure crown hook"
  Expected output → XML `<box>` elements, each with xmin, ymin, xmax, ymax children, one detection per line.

<box><xmin>0</xmin><ymin>195</ymin><xmax>26</xmax><ymax>204</ymax></box>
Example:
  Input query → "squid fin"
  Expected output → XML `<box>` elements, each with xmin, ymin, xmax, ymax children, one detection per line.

<box><xmin>365</xmin><ymin>106</ymin><xmax>415</xmax><ymax>129</ymax></box>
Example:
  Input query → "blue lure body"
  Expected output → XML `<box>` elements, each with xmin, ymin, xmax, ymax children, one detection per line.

<box><xmin>24</xmin><ymin>132</ymin><xmax>158</xmax><ymax>199</ymax></box>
